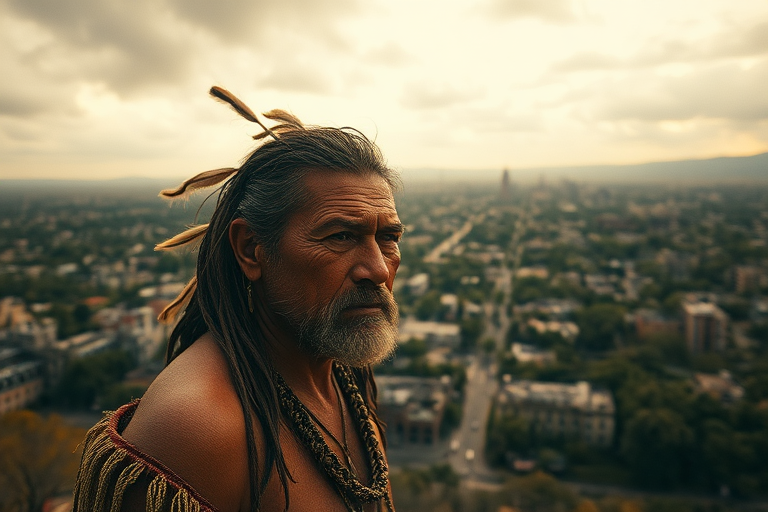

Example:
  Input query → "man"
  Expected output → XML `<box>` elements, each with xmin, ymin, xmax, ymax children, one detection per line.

<box><xmin>73</xmin><ymin>87</ymin><xmax>404</xmax><ymax>512</ymax></box>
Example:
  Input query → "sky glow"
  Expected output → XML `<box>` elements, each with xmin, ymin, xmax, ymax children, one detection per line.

<box><xmin>1</xmin><ymin>0</ymin><xmax>767</xmax><ymax>179</ymax></box>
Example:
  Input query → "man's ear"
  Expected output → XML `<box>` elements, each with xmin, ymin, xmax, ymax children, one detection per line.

<box><xmin>229</xmin><ymin>218</ymin><xmax>263</xmax><ymax>281</ymax></box>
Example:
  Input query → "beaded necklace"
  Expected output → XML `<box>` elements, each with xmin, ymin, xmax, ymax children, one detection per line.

<box><xmin>275</xmin><ymin>363</ymin><xmax>393</xmax><ymax>512</ymax></box>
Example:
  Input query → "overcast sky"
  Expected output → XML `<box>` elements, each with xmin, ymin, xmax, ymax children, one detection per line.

<box><xmin>1</xmin><ymin>0</ymin><xmax>767</xmax><ymax>180</ymax></box>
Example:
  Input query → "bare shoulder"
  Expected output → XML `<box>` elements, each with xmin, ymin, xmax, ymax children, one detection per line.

<box><xmin>122</xmin><ymin>333</ymin><xmax>250</xmax><ymax>512</ymax></box>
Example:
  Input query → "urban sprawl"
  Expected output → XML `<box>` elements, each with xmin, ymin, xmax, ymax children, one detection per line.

<box><xmin>1</xmin><ymin>175</ymin><xmax>768</xmax><ymax>511</ymax></box>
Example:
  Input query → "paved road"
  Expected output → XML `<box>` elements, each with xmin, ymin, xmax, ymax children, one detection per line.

<box><xmin>447</xmin><ymin>208</ymin><xmax>529</xmax><ymax>484</ymax></box>
<box><xmin>447</xmin><ymin>356</ymin><xmax>498</xmax><ymax>480</ymax></box>
<box><xmin>423</xmin><ymin>214</ymin><xmax>485</xmax><ymax>264</ymax></box>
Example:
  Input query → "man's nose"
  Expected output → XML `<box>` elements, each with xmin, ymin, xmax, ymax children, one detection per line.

<box><xmin>351</xmin><ymin>240</ymin><xmax>390</xmax><ymax>286</ymax></box>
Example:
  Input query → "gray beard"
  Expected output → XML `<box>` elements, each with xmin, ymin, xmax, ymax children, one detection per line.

<box><xmin>282</xmin><ymin>285</ymin><xmax>399</xmax><ymax>367</ymax></box>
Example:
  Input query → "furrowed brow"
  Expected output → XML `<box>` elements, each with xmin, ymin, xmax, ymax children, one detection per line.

<box><xmin>379</xmin><ymin>222</ymin><xmax>406</xmax><ymax>234</ymax></box>
<box><xmin>312</xmin><ymin>218</ymin><xmax>370</xmax><ymax>235</ymax></box>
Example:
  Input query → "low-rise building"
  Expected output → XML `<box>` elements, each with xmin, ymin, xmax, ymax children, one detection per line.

<box><xmin>497</xmin><ymin>380</ymin><xmax>615</xmax><ymax>447</ymax></box>
<box><xmin>406</xmin><ymin>273</ymin><xmax>430</xmax><ymax>297</ymax></box>
<box><xmin>398</xmin><ymin>317</ymin><xmax>461</xmax><ymax>348</ymax></box>
<box><xmin>377</xmin><ymin>375</ymin><xmax>451</xmax><ymax>445</ymax></box>
<box><xmin>634</xmin><ymin>309</ymin><xmax>681</xmax><ymax>340</ymax></box>
<box><xmin>55</xmin><ymin>331</ymin><xmax>119</xmax><ymax>358</ymax></box>
<box><xmin>526</xmin><ymin>318</ymin><xmax>579</xmax><ymax>342</ymax></box>
<box><xmin>0</xmin><ymin>351</ymin><xmax>45</xmax><ymax>415</ymax></box>
<box><xmin>510</xmin><ymin>343</ymin><xmax>556</xmax><ymax>366</ymax></box>
<box><xmin>694</xmin><ymin>370</ymin><xmax>744</xmax><ymax>404</ymax></box>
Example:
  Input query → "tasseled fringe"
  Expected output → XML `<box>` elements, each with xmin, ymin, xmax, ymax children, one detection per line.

<box><xmin>157</xmin><ymin>276</ymin><xmax>197</xmax><ymax>324</ymax></box>
<box><xmin>159</xmin><ymin>168</ymin><xmax>239</xmax><ymax>200</ymax></box>
<box><xmin>155</xmin><ymin>224</ymin><xmax>209</xmax><ymax>251</ymax></box>
<box><xmin>72</xmin><ymin>412</ymin><xmax>211</xmax><ymax>512</ymax></box>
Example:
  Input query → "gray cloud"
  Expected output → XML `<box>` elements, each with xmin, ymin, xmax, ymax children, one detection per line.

<box><xmin>258</xmin><ymin>62</ymin><xmax>334</xmax><ymax>95</ymax></box>
<box><xmin>3</xmin><ymin>0</ymin><xmax>191</xmax><ymax>95</ymax></box>
<box><xmin>485</xmin><ymin>0</ymin><xmax>576</xmax><ymax>23</ymax></box>
<box><xmin>551</xmin><ymin>18</ymin><xmax>768</xmax><ymax>75</ymax></box>
<box><xmin>598</xmin><ymin>60</ymin><xmax>768</xmax><ymax>122</ymax></box>
<box><xmin>1</xmin><ymin>0</ymin><xmax>361</xmax><ymax>103</ymax></box>
<box><xmin>400</xmin><ymin>82</ymin><xmax>479</xmax><ymax>110</ymax></box>
<box><xmin>167</xmin><ymin>0</ymin><xmax>359</xmax><ymax>48</ymax></box>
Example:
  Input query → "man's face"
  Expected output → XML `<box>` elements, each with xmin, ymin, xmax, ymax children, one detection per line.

<box><xmin>259</xmin><ymin>170</ymin><xmax>404</xmax><ymax>367</ymax></box>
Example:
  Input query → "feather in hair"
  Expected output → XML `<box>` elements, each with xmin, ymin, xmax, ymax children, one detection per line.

<box><xmin>262</xmin><ymin>109</ymin><xmax>304</xmax><ymax>129</ymax></box>
<box><xmin>252</xmin><ymin>124</ymin><xmax>303</xmax><ymax>140</ymax></box>
<box><xmin>209</xmin><ymin>86</ymin><xmax>279</xmax><ymax>141</ymax></box>
<box><xmin>155</xmin><ymin>224</ymin><xmax>209</xmax><ymax>251</ymax></box>
<box><xmin>158</xmin><ymin>276</ymin><xmax>197</xmax><ymax>323</ymax></box>
<box><xmin>159</xmin><ymin>168</ymin><xmax>238</xmax><ymax>199</ymax></box>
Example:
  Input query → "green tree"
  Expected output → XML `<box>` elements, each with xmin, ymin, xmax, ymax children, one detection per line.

<box><xmin>621</xmin><ymin>408</ymin><xmax>694</xmax><ymax>488</ymax></box>
<box><xmin>460</xmin><ymin>317</ymin><xmax>484</xmax><ymax>351</ymax></box>
<box><xmin>575</xmin><ymin>304</ymin><xmax>626</xmax><ymax>351</ymax></box>
<box><xmin>414</xmin><ymin>290</ymin><xmax>442</xmax><ymax>320</ymax></box>
<box><xmin>57</xmin><ymin>350</ymin><xmax>136</xmax><ymax>409</ymax></box>
<box><xmin>486</xmin><ymin>410</ymin><xmax>531</xmax><ymax>465</ymax></box>
<box><xmin>0</xmin><ymin>411</ymin><xmax>85</xmax><ymax>512</ymax></box>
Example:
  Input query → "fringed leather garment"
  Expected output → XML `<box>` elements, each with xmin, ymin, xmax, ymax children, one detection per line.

<box><xmin>72</xmin><ymin>364</ymin><xmax>392</xmax><ymax>512</ymax></box>
<box><xmin>72</xmin><ymin>401</ymin><xmax>216</xmax><ymax>512</ymax></box>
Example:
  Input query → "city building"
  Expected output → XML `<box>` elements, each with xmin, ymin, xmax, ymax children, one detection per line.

<box><xmin>499</xmin><ymin>168</ymin><xmax>510</xmax><ymax>203</ymax></box>
<box><xmin>398</xmin><ymin>317</ymin><xmax>461</xmax><ymax>348</ymax></box>
<box><xmin>0</xmin><ymin>349</ymin><xmax>45</xmax><ymax>415</ymax></box>
<box><xmin>526</xmin><ymin>318</ymin><xmax>579</xmax><ymax>342</ymax></box>
<box><xmin>55</xmin><ymin>331</ymin><xmax>119</xmax><ymax>358</ymax></box>
<box><xmin>496</xmin><ymin>379</ymin><xmax>615</xmax><ymax>447</ymax></box>
<box><xmin>634</xmin><ymin>309</ymin><xmax>681</xmax><ymax>340</ymax></box>
<box><xmin>5</xmin><ymin>317</ymin><xmax>58</xmax><ymax>350</ymax></box>
<box><xmin>511</xmin><ymin>343</ymin><xmax>556</xmax><ymax>366</ymax></box>
<box><xmin>683</xmin><ymin>301</ymin><xmax>729</xmax><ymax>353</ymax></box>
<box><xmin>694</xmin><ymin>370</ymin><xmax>745</xmax><ymax>404</ymax></box>
<box><xmin>734</xmin><ymin>265</ymin><xmax>767</xmax><ymax>294</ymax></box>
<box><xmin>377</xmin><ymin>375</ymin><xmax>451</xmax><ymax>445</ymax></box>
<box><xmin>406</xmin><ymin>273</ymin><xmax>430</xmax><ymax>296</ymax></box>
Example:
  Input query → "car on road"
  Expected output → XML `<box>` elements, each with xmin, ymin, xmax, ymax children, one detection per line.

<box><xmin>471</xmin><ymin>420</ymin><xmax>480</xmax><ymax>431</ymax></box>
<box><xmin>465</xmin><ymin>449</ymin><xmax>475</xmax><ymax>462</ymax></box>
<box><xmin>450</xmin><ymin>438</ymin><xmax>460</xmax><ymax>452</ymax></box>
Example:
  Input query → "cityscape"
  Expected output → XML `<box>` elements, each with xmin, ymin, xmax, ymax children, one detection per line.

<box><xmin>1</xmin><ymin>173</ymin><xmax>768</xmax><ymax>512</ymax></box>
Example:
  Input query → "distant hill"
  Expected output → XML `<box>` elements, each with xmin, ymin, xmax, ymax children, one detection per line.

<box><xmin>0</xmin><ymin>177</ymin><xmax>180</xmax><ymax>196</ymax></box>
<box><xmin>1</xmin><ymin>152</ymin><xmax>766</xmax><ymax>191</ymax></box>
<box><xmin>400</xmin><ymin>151</ymin><xmax>768</xmax><ymax>184</ymax></box>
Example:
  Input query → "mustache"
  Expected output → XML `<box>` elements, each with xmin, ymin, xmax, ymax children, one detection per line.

<box><xmin>336</xmin><ymin>286</ymin><xmax>394</xmax><ymax>310</ymax></box>
<box><xmin>313</xmin><ymin>284</ymin><xmax>398</xmax><ymax>325</ymax></box>
<box><xmin>269</xmin><ymin>284</ymin><xmax>398</xmax><ymax>327</ymax></box>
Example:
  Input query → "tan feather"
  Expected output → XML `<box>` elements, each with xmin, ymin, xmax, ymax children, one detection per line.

<box><xmin>158</xmin><ymin>276</ymin><xmax>197</xmax><ymax>324</ymax></box>
<box><xmin>252</xmin><ymin>123</ymin><xmax>302</xmax><ymax>140</ymax></box>
<box><xmin>262</xmin><ymin>109</ymin><xmax>304</xmax><ymax>128</ymax></box>
<box><xmin>155</xmin><ymin>224</ymin><xmax>209</xmax><ymax>251</ymax></box>
<box><xmin>209</xmin><ymin>86</ymin><xmax>259</xmax><ymax>123</ymax></box>
<box><xmin>209</xmin><ymin>86</ymin><xmax>279</xmax><ymax>141</ymax></box>
<box><xmin>159</xmin><ymin>168</ymin><xmax>238</xmax><ymax>199</ymax></box>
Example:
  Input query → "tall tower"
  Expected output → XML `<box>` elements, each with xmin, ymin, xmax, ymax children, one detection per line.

<box><xmin>499</xmin><ymin>168</ymin><xmax>510</xmax><ymax>202</ymax></box>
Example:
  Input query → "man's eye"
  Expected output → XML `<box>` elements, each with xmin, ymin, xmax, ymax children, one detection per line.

<box><xmin>329</xmin><ymin>232</ymin><xmax>353</xmax><ymax>242</ymax></box>
<box><xmin>381</xmin><ymin>234</ymin><xmax>401</xmax><ymax>243</ymax></box>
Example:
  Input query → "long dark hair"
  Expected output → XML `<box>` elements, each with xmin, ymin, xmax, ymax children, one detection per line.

<box><xmin>158</xmin><ymin>93</ymin><xmax>399</xmax><ymax>511</ymax></box>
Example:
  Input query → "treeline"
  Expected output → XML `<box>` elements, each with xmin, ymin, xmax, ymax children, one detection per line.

<box><xmin>390</xmin><ymin>466</ymin><xmax>748</xmax><ymax>512</ymax></box>
<box><xmin>489</xmin><ymin>347</ymin><xmax>768</xmax><ymax>497</ymax></box>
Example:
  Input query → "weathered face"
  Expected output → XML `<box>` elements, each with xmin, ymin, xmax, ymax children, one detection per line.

<box><xmin>260</xmin><ymin>170</ymin><xmax>404</xmax><ymax>366</ymax></box>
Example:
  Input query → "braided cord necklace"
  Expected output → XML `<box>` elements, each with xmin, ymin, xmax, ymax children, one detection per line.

<box><xmin>302</xmin><ymin>374</ymin><xmax>359</xmax><ymax>477</ymax></box>
<box><xmin>275</xmin><ymin>363</ymin><xmax>393</xmax><ymax>512</ymax></box>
